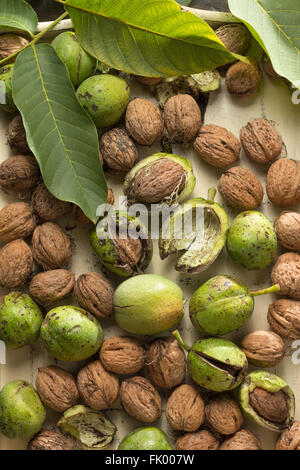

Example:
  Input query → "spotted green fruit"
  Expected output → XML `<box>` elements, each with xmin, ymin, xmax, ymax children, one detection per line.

<box><xmin>0</xmin><ymin>64</ymin><xmax>16</xmax><ymax>113</ymax></box>
<box><xmin>40</xmin><ymin>306</ymin><xmax>103</xmax><ymax>362</ymax></box>
<box><xmin>0</xmin><ymin>292</ymin><xmax>43</xmax><ymax>349</ymax></box>
<box><xmin>240</xmin><ymin>370</ymin><xmax>295</xmax><ymax>432</ymax></box>
<box><xmin>51</xmin><ymin>32</ymin><xmax>97</xmax><ymax>87</ymax></box>
<box><xmin>189</xmin><ymin>275</ymin><xmax>280</xmax><ymax>336</ymax></box>
<box><xmin>76</xmin><ymin>74</ymin><xmax>130</xmax><ymax>127</ymax></box>
<box><xmin>0</xmin><ymin>380</ymin><xmax>46</xmax><ymax>440</ymax></box>
<box><xmin>114</xmin><ymin>274</ymin><xmax>184</xmax><ymax>335</ymax></box>
<box><xmin>119</xmin><ymin>427</ymin><xmax>173</xmax><ymax>450</ymax></box>
<box><xmin>173</xmin><ymin>331</ymin><xmax>247</xmax><ymax>392</ymax></box>
<box><xmin>227</xmin><ymin>211</ymin><xmax>277</xmax><ymax>270</ymax></box>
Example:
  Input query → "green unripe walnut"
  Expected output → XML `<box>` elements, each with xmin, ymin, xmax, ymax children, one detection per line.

<box><xmin>119</xmin><ymin>427</ymin><xmax>173</xmax><ymax>450</ymax></box>
<box><xmin>76</xmin><ymin>74</ymin><xmax>130</xmax><ymax>127</ymax></box>
<box><xmin>40</xmin><ymin>305</ymin><xmax>103</xmax><ymax>361</ymax></box>
<box><xmin>51</xmin><ymin>32</ymin><xmax>97</xmax><ymax>87</ymax></box>
<box><xmin>0</xmin><ymin>64</ymin><xmax>16</xmax><ymax>113</ymax></box>
<box><xmin>0</xmin><ymin>380</ymin><xmax>46</xmax><ymax>440</ymax></box>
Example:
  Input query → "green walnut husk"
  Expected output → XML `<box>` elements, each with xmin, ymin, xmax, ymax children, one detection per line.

<box><xmin>91</xmin><ymin>210</ymin><xmax>152</xmax><ymax>277</ymax></box>
<box><xmin>0</xmin><ymin>64</ymin><xmax>16</xmax><ymax>113</ymax></box>
<box><xmin>173</xmin><ymin>331</ymin><xmax>248</xmax><ymax>392</ymax></box>
<box><xmin>189</xmin><ymin>275</ymin><xmax>280</xmax><ymax>336</ymax></box>
<box><xmin>159</xmin><ymin>188</ymin><xmax>229</xmax><ymax>273</ymax></box>
<box><xmin>76</xmin><ymin>74</ymin><xmax>130</xmax><ymax>127</ymax></box>
<box><xmin>227</xmin><ymin>211</ymin><xmax>277</xmax><ymax>270</ymax></box>
<box><xmin>119</xmin><ymin>427</ymin><xmax>173</xmax><ymax>450</ymax></box>
<box><xmin>58</xmin><ymin>405</ymin><xmax>116</xmax><ymax>450</ymax></box>
<box><xmin>0</xmin><ymin>380</ymin><xmax>46</xmax><ymax>440</ymax></box>
<box><xmin>124</xmin><ymin>153</ymin><xmax>196</xmax><ymax>206</ymax></box>
<box><xmin>239</xmin><ymin>371</ymin><xmax>295</xmax><ymax>432</ymax></box>
<box><xmin>0</xmin><ymin>292</ymin><xmax>43</xmax><ymax>349</ymax></box>
<box><xmin>40</xmin><ymin>306</ymin><xmax>103</xmax><ymax>362</ymax></box>
<box><xmin>114</xmin><ymin>274</ymin><xmax>184</xmax><ymax>335</ymax></box>
<box><xmin>51</xmin><ymin>32</ymin><xmax>97</xmax><ymax>87</ymax></box>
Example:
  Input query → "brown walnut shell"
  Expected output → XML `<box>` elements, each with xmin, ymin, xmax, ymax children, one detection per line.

<box><xmin>218</xmin><ymin>166</ymin><xmax>263</xmax><ymax>210</ymax></box>
<box><xmin>193</xmin><ymin>124</ymin><xmax>240</xmax><ymax>168</ymax></box>
<box><xmin>205</xmin><ymin>396</ymin><xmax>243</xmax><ymax>435</ymax></box>
<box><xmin>145</xmin><ymin>336</ymin><xmax>185</xmax><ymax>389</ymax></box>
<box><xmin>74</xmin><ymin>272</ymin><xmax>114</xmax><ymax>319</ymax></box>
<box><xmin>240</xmin><ymin>118</ymin><xmax>283</xmax><ymax>164</ymax></box>
<box><xmin>276</xmin><ymin>421</ymin><xmax>300</xmax><ymax>450</ymax></box>
<box><xmin>271</xmin><ymin>252</ymin><xmax>300</xmax><ymax>299</ymax></box>
<box><xmin>29</xmin><ymin>269</ymin><xmax>75</xmax><ymax>305</ymax></box>
<box><xmin>32</xmin><ymin>183</ymin><xmax>71</xmax><ymax>221</ymax></box>
<box><xmin>249</xmin><ymin>387</ymin><xmax>288</xmax><ymax>423</ymax></box>
<box><xmin>268</xmin><ymin>299</ymin><xmax>300</xmax><ymax>340</ymax></box>
<box><xmin>7</xmin><ymin>114</ymin><xmax>30</xmax><ymax>153</ymax></box>
<box><xmin>274</xmin><ymin>211</ymin><xmax>300</xmax><ymax>251</ymax></box>
<box><xmin>119</xmin><ymin>376</ymin><xmax>162</xmax><ymax>423</ymax></box>
<box><xmin>226</xmin><ymin>59</ymin><xmax>262</xmax><ymax>98</ymax></box>
<box><xmin>0</xmin><ymin>155</ymin><xmax>39</xmax><ymax>192</ymax></box>
<box><xmin>164</xmin><ymin>94</ymin><xmax>202</xmax><ymax>144</ymax></box>
<box><xmin>32</xmin><ymin>222</ymin><xmax>72</xmax><ymax>270</ymax></box>
<box><xmin>176</xmin><ymin>430</ymin><xmax>219</xmax><ymax>451</ymax></box>
<box><xmin>125</xmin><ymin>98</ymin><xmax>164</xmax><ymax>145</ymax></box>
<box><xmin>240</xmin><ymin>330</ymin><xmax>285</xmax><ymax>368</ymax></box>
<box><xmin>0</xmin><ymin>34</ymin><xmax>29</xmax><ymax>60</ymax></box>
<box><xmin>27</xmin><ymin>429</ymin><xmax>79</xmax><ymax>451</ymax></box>
<box><xmin>0</xmin><ymin>239</ymin><xmax>33</xmax><ymax>288</ymax></box>
<box><xmin>35</xmin><ymin>365</ymin><xmax>79</xmax><ymax>413</ymax></box>
<box><xmin>100</xmin><ymin>336</ymin><xmax>145</xmax><ymax>375</ymax></box>
<box><xmin>266</xmin><ymin>158</ymin><xmax>300</xmax><ymax>207</ymax></box>
<box><xmin>0</xmin><ymin>202</ymin><xmax>36</xmax><ymax>243</ymax></box>
<box><xmin>215</xmin><ymin>23</ymin><xmax>251</xmax><ymax>55</ymax></box>
<box><xmin>77</xmin><ymin>360</ymin><xmax>119</xmax><ymax>410</ymax></box>
<box><xmin>99</xmin><ymin>128</ymin><xmax>138</xmax><ymax>172</ymax></box>
<box><xmin>166</xmin><ymin>384</ymin><xmax>205</xmax><ymax>432</ymax></box>
<box><xmin>220</xmin><ymin>429</ymin><xmax>262</xmax><ymax>450</ymax></box>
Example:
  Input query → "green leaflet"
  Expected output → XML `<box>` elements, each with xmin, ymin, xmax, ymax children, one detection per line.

<box><xmin>12</xmin><ymin>44</ymin><xmax>107</xmax><ymax>223</ymax></box>
<box><xmin>229</xmin><ymin>0</ymin><xmax>300</xmax><ymax>87</ymax></box>
<box><xmin>0</xmin><ymin>0</ymin><xmax>38</xmax><ymax>35</ymax></box>
<box><xmin>61</xmin><ymin>0</ymin><xmax>241</xmax><ymax>77</ymax></box>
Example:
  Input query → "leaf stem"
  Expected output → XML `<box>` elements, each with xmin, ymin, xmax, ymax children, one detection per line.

<box><xmin>250</xmin><ymin>284</ymin><xmax>281</xmax><ymax>297</ymax></box>
<box><xmin>172</xmin><ymin>330</ymin><xmax>190</xmax><ymax>352</ymax></box>
<box><xmin>207</xmin><ymin>187</ymin><xmax>216</xmax><ymax>203</ymax></box>
<box><xmin>0</xmin><ymin>11</ymin><xmax>68</xmax><ymax>66</ymax></box>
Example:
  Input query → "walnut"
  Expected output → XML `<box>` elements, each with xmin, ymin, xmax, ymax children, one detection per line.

<box><xmin>145</xmin><ymin>336</ymin><xmax>185</xmax><ymax>389</ymax></box>
<box><xmin>29</xmin><ymin>269</ymin><xmax>75</xmax><ymax>305</ymax></box>
<box><xmin>215</xmin><ymin>23</ymin><xmax>251</xmax><ymax>55</ymax></box>
<box><xmin>32</xmin><ymin>183</ymin><xmax>71</xmax><ymax>221</ymax></box>
<box><xmin>271</xmin><ymin>252</ymin><xmax>300</xmax><ymax>299</ymax></box>
<box><xmin>220</xmin><ymin>429</ymin><xmax>261</xmax><ymax>450</ymax></box>
<box><xmin>166</xmin><ymin>384</ymin><xmax>205</xmax><ymax>432</ymax></box>
<box><xmin>276</xmin><ymin>421</ymin><xmax>300</xmax><ymax>450</ymax></box>
<box><xmin>100</xmin><ymin>336</ymin><xmax>145</xmax><ymax>375</ymax></box>
<box><xmin>218</xmin><ymin>166</ymin><xmax>263</xmax><ymax>210</ymax></box>
<box><xmin>0</xmin><ymin>202</ymin><xmax>36</xmax><ymax>243</ymax></box>
<box><xmin>0</xmin><ymin>34</ymin><xmax>29</xmax><ymax>60</ymax></box>
<box><xmin>133</xmin><ymin>75</ymin><xmax>162</xmax><ymax>86</ymax></box>
<box><xmin>0</xmin><ymin>155</ymin><xmax>39</xmax><ymax>192</ymax></box>
<box><xmin>266</xmin><ymin>158</ymin><xmax>300</xmax><ymax>207</ymax></box>
<box><xmin>176</xmin><ymin>430</ymin><xmax>219</xmax><ymax>451</ymax></box>
<box><xmin>240</xmin><ymin>330</ymin><xmax>285</xmax><ymax>368</ymax></box>
<box><xmin>99</xmin><ymin>128</ymin><xmax>138</xmax><ymax>172</ymax></box>
<box><xmin>27</xmin><ymin>429</ymin><xmax>79</xmax><ymax>450</ymax></box>
<box><xmin>32</xmin><ymin>222</ymin><xmax>72</xmax><ymax>270</ymax></box>
<box><xmin>77</xmin><ymin>360</ymin><xmax>119</xmax><ymax>410</ymax></box>
<box><xmin>193</xmin><ymin>124</ymin><xmax>240</xmax><ymax>168</ymax></box>
<box><xmin>119</xmin><ymin>376</ymin><xmax>162</xmax><ymax>423</ymax></box>
<box><xmin>240</xmin><ymin>118</ymin><xmax>283</xmax><ymax>164</ymax></box>
<box><xmin>0</xmin><ymin>239</ymin><xmax>33</xmax><ymax>288</ymax></box>
<box><xmin>74</xmin><ymin>272</ymin><xmax>114</xmax><ymax>319</ymax></box>
<box><xmin>7</xmin><ymin>114</ymin><xmax>30</xmax><ymax>153</ymax></box>
<box><xmin>125</xmin><ymin>98</ymin><xmax>164</xmax><ymax>145</ymax></box>
<box><xmin>249</xmin><ymin>387</ymin><xmax>288</xmax><ymax>423</ymax></box>
<box><xmin>164</xmin><ymin>94</ymin><xmax>201</xmax><ymax>144</ymax></box>
<box><xmin>205</xmin><ymin>396</ymin><xmax>243</xmax><ymax>435</ymax></box>
<box><xmin>274</xmin><ymin>212</ymin><xmax>300</xmax><ymax>250</ymax></box>
<box><xmin>35</xmin><ymin>365</ymin><xmax>79</xmax><ymax>412</ymax></box>
<box><xmin>268</xmin><ymin>299</ymin><xmax>300</xmax><ymax>340</ymax></box>
<box><xmin>226</xmin><ymin>59</ymin><xmax>262</xmax><ymax>98</ymax></box>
